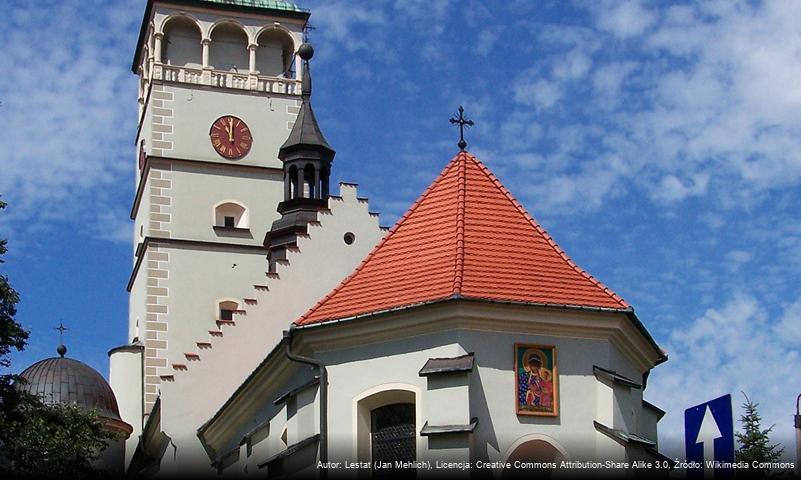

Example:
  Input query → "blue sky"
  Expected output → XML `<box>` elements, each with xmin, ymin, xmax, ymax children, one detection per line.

<box><xmin>1</xmin><ymin>0</ymin><xmax>800</xmax><ymax>457</ymax></box>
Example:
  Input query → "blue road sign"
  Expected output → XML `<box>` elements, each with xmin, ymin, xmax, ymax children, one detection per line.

<box><xmin>685</xmin><ymin>394</ymin><xmax>735</xmax><ymax>479</ymax></box>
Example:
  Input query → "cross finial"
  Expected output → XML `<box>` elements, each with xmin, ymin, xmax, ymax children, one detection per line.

<box><xmin>55</xmin><ymin>322</ymin><xmax>68</xmax><ymax>357</ymax></box>
<box><xmin>55</xmin><ymin>322</ymin><xmax>68</xmax><ymax>339</ymax></box>
<box><xmin>449</xmin><ymin>106</ymin><xmax>474</xmax><ymax>151</ymax></box>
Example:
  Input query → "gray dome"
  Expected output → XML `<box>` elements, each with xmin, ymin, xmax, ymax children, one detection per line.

<box><xmin>18</xmin><ymin>355</ymin><xmax>122</xmax><ymax>422</ymax></box>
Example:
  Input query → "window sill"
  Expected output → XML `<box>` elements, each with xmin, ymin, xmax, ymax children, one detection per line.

<box><xmin>213</xmin><ymin>226</ymin><xmax>250</xmax><ymax>233</ymax></box>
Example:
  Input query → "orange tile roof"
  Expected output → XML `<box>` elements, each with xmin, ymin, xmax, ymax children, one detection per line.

<box><xmin>296</xmin><ymin>152</ymin><xmax>629</xmax><ymax>326</ymax></box>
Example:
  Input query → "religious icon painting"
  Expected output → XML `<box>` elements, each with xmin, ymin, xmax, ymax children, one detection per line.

<box><xmin>515</xmin><ymin>344</ymin><xmax>559</xmax><ymax>417</ymax></box>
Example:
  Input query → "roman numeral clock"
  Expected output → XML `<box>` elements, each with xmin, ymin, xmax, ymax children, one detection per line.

<box><xmin>209</xmin><ymin>115</ymin><xmax>253</xmax><ymax>159</ymax></box>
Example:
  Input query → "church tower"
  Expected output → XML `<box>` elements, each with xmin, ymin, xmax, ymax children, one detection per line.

<box><xmin>111</xmin><ymin>0</ymin><xmax>311</xmax><ymax>453</ymax></box>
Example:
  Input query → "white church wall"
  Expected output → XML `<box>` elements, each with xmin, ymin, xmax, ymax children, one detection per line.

<box><xmin>149</xmin><ymin>84</ymin><xmax>300</xmax><ymax>167</ymax></box>
<box><xmin>423</xmin><ymin>373</ymin><xmax>470</xmax><ymax>427</ymax></box>
<box><xmin>159</xmin><ymin>244</ymin><xmax>269</xmax><ymax>367</ymax></box>
<box><xmin>640</xmin><ymin>405</ymin><xmax>660</xmax><ymax>448</ymax></box>
<box><xmin>154</xmin><ymin>183</ymin><xmax>385</xmax><ymax>473</ymax></box>
<box><xmin>282</xmin><ymin>305</ymin><xmax>660</xmax><ymax>466</ymax></box>
<box><xmin>128</xmin><ymin>258</ymin><xmax>148</xmax><ymax>343</ymax></box>
<box><xmin>199</xmin><ymin>304</ymin><xmax>663</xmax><ymax>475</ymax></box>
<box><xmin>109</xmin><ymin>347</ymin><xmax>143</xmax><ymax>470</ymax></box>
<box><xmin>164</xmin><ymin>161</ymin><xmax>283</xmax><ymax>244</ymax></box>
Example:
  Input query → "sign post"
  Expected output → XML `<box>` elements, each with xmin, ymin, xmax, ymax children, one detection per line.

<box><xmin>685</xmin><ymin>394</ymin><xmax>735</xmax><ymax>479</ymax></box>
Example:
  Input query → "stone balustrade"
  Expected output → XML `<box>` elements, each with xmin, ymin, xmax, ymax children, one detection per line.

<box><xmin>155</xmin><ymin>63</ymin><xmax>301</xmax><ymax>96</ymax></box>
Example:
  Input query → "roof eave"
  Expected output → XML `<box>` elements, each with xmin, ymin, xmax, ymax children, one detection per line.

<box><xmin>295</xmin><ymin>295</ymin><xmax>666</xmax><ymax>364</ymax></box>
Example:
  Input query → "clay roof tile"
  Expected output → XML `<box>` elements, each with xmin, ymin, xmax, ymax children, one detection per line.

<box><xmin>296</xmin><ymin>152</ymin><xmax>628</xmax><ymax>326</ymax></box>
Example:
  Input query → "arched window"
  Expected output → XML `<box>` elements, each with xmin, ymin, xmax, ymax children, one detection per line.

<box><xmin>354</xmin><ymin>387</ymin><xmax>419</xmax><ymax>471</ymax></box>
<box><xmin>214</xmin><ymin>202</ymin><xmax>248</xmax><ymax>229</ymax></box>
<box><xmin>371</xmin><ymin>403</ymin><xmax>416</xmax><ymax>468</ymax></box>
<box><xmin>218</xmin><ymin>300</ymin><xmax>238</xmax><ymax>321</ymax></box>
<box><xmin>256</xmin><ymin>28</ymin><xmax>295</xmax><ymax>77</ymax></box>
<box><xmin>162</xmin><ymin>17</ymin><xmax>201</xmax><ymax>67</ymax></box>
<box><xmin>209</xmin><ymin>23</ymin><xmax>248</xmax><ymax>72</ymax></box>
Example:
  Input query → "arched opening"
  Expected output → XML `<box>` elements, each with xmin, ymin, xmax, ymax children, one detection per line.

<box><xmin>304</xmin><ymin>163</ymin><xmax>317</xmax><ymax>199</ymax></box>
<box><xmin>371</xmin><ymin>404</ymin><xmax>415</xmax><ymax>467</ymax></box>
<box><xmin>162</xmin><ymin>16</ymin><xmax>201</xmax><ymax>68</ymax></box>
<box><xmin>209</xmin><ymin>23</ymin><xmax>248</xmax><ymax>72</ymax></box>
<box><xmin>502</xmin><ymin>437</ymin><xmax>566</xmax><ymax>479</ymax></box>
<box><xmin>288</xmin><ymin>165</ymin><xmax>299</xmax><ymax>199</ymax></box>
<box><xmin>354</xmin><ymin>387</ymin><xmax>419</xmax><ymax>472</ymax></box>
<box><xmin>218</xmin><ymin>300</ymin><xmax>239</xmax><ymax>321</ymax></box>
<box><xmin>214</xmin><ymin>202</ymin><xmax>248</xmax><ymax>229</ymax></box>
<box><xmin>256</xmin><ymin>28</ymin><xmax>295</xmax><ymax>77</ymax></box>
<box><xmin>320</xmin><ymin>166</ymin><xmax>330</xmax><ymax>198</ymax></box>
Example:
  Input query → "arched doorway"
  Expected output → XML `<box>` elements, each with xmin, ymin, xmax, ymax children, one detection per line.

<box><xmin>502</xmin><ymin>437</ymin><xmax>566</xmax><ymax>479</ymax></box>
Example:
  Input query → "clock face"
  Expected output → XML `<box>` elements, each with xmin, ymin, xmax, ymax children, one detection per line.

<box><xmin>209</xmin><ymin>116</ymin><xmax>252</xmax><ymax>159</ymax></box>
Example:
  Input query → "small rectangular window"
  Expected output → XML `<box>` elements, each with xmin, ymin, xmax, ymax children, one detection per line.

<box><xmin>224</xmin><ymin>216</ymin><xmax>235</xmax><ymax>228</ymax></box>
<box><xmin>220</xmin><ymin>309</ymin><xmax>234</xmax><ymax>321</ymax></box>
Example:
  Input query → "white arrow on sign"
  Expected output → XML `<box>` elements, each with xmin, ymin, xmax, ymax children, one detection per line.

<box><xmin>695</xmin><ymin>405</ymin><xmax>723</xmax><ymax>476</ymax></box>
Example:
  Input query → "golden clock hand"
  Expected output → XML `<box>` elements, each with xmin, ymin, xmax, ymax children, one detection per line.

<box><xmin>228</xmin><ymin>118</ymin><xmax>235</xmax><ymax>143</ymax></box>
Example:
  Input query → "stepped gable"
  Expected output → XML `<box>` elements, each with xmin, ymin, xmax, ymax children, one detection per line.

<box><xmin>297</xmin><ymin>151</ymin><xmax>628</xmax><ymax>326</ymax></box>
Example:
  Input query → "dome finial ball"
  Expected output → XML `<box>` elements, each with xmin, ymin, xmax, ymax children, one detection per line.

<box><xmin>57</xmin><ymin>344</ymin><xmax>67</xmax><ymax>357</ymax></box>
<box><xmin>298</xmin><ymin>43</ymin><xmax>314</xmax><ymax>61</ymax></box>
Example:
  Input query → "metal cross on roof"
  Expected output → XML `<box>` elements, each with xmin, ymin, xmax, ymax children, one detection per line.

<box><xmin>55</xmin><ymin>322</ymin><xmax>68</xmax><ymax>341</ymax></box>
<box><xmin>449</xmin><ymin>106</ymin><xmax>474</xmax><ymax>151</ymax></box>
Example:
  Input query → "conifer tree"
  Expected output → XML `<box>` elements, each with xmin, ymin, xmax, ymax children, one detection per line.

<box><xmin>734</xmin><ymin>392</ymin><xmax>784</xmax><ymax>477</ymax></box>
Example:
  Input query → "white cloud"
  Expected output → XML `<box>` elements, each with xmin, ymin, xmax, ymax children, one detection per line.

<box><xmin>552</xmin><ymin>48</ymin><xmax>593</xmax><ymax>81</ymax></box>
<box><xmin>775</xmin><ymin>300</ymin><xmax>801</xmax><ymax>344</ymax></box>
<box><xmin>305</xmin><ymin>2</ymin><xmax>386</xmax><ymax>52</ymax></box>
<box><xmin>513</xmin><ymin>79</ymin><xmax>563</xmax><ymax>109</ymax></box>
<box><xmin>498</xmin><ymin>0</ymin><xmax>801</xmax><ymax>215</ymax></box>
<box><xmin>651</xmin><ymin>173</ymin><xmax>709</xmax><ymax>203</ymax></box>
<box><xmin>0</xmin><ymin>1</ymin><xmax>138</xmax><ymax>244</ymax></box>
<box><xmin>474</xmin><ymin>27</ymin><xmax>501</xmax><ymax>57</ymax></box>
<box><xmin>647</xmin><ymin>293</ymin><xmax>800</xmax><ymax>457</ymax></box>
<box><xmin>724</xmin><ymin>250</ymin><xmax>753</xmax><ymax>273</ymax></box>
<box><xmin>596</xmin><ymin>1</ymin><xmax>658</xmax><ymax>39</ymax></box>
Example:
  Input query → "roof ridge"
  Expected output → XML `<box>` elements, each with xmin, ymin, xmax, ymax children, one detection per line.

<box><xmin>296</xmin><ymin>155</ymin><xmax>463</xmax><ymax>325</ymax></box>
<box><xmin>452</xmin><ymin>153</ymin><xmax>467</xmax><ymax>296</ymax></box>
<box><xmin>463</xmin><ymin>153</ymin><xmax>629</xmax><ymax>309</ymax></box>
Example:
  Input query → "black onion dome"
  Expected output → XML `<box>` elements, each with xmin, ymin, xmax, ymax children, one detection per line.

<box><xmin>18</xmin><ymin>356</ymin><xmax>123</xmax><ymax>421</ymax></box>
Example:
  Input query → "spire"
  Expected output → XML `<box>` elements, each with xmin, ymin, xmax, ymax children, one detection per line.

<box><xmin>279</xmin><ymin>43</ymin><xmax>334</xmax><ymax>158</ymax></box>
<box><xmin>266</xmin><ymin>42</ymin><xmax>336</xmax><ymax>272</ymax></box>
